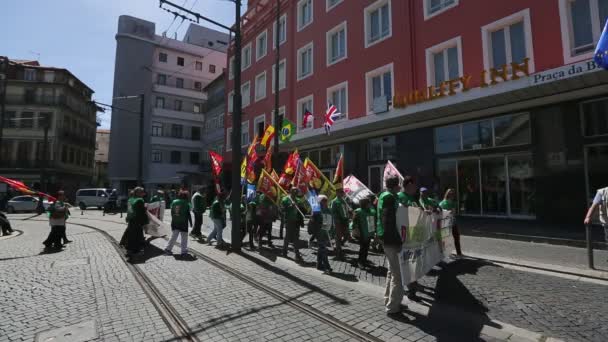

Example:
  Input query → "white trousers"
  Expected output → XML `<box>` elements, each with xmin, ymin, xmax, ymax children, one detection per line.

<box><xmin>166</xmin><ymin>230</ymin><xmax>188</xmax><ymax>254</ymax></box>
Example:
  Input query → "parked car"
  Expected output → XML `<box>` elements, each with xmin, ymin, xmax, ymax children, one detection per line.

<box><xmin>75</xmin><ymin>188</ymin><xmax>111</xmax><ymax>210</ymax></box>
<box><xmin>6</xmin><ymin>195</ymin><xmax>51</xmax><ymax>213</ymax></box>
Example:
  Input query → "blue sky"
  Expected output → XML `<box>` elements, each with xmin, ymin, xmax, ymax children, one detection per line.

<box><xmin>1</xmin><ymin>0</ymin><xmax>241</xmax><ymax>128</ymax></box>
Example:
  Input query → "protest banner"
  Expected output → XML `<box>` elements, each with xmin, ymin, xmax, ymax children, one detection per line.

<box><xmin>343</xmin><ymin>175</ymin><xmax>375</xmax><ymax>205</ymax></box>
<box><xmin>397</xmin><ymin>206</ymin><xmax>455</xmax><ymax>285</ymax></box>
<box><xmin>303</xmin><ymin>158</ymin><xmax>336</xmax><ymax>200</ymax></box>
<box><xmin>144</xmin><ymin>201</ymin><xmax>169</xmax><ymax>237</ymax></box>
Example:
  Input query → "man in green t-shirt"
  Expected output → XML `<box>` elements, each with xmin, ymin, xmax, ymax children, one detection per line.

<box><xmin>190</xmin><ymin>187</ymin><xmax>206</xmax><ymax>239</ymax></box>
<box><xmin>439</xmin><ymin>188</ymin><xmax>462</xmax><ymax>256</ymax></box>
<box><xmin>122</xmin><ymin>187</ymin><xmax>149</xmax><ymax>259</ymax></box>
<box><xmin>282</xmin><ymin>187</ymin><xmax>303</xmax><ymax>261</ymax></box>
<box><xmin>207</xmin><ymin>192</ymin><xmax>227</xmax><ymax>248</ymax></box>
<box><xmin>331</xmin><ymin>186</ymin><xmax>350</xmax><ymax>260</ymax></box>
<box><xmin>419</xmin><ymin>187</ymin><xmax>439</xmax><ymax>212</ymax></box>
<box><xmin>352</xmin><ymin>197</ymin><xmax>376</xmax><ymax>267</ymax></box>
<box><xmin>398</xmin><ymin>176</ymin><xmax>419</xmax><ymax>207</ymax></box>
<box><xmin>165</xmin><ymin>190</ymin><xmax>192</xmax><ymax>256</ymax></box>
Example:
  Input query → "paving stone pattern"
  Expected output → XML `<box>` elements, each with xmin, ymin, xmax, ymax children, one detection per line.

<box><xmin>0</xmin><ymin>218</ymin><xmax>174</xmax><ymax>342</ymax></box>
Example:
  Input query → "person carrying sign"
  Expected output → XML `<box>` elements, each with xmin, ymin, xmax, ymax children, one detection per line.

<box><xmin>439</xmin><ymin>188</ymin><xmax>462</xmax><ymax>256</ymax></box>
<box><xmin>352</xmin><ymin>197</ymin><xmax>376</xmax><ymax>267</ymax></box>
<box><xmin>377</xmin><ymin>176</ymin><xmax>406</xmax><ymax>316</ymax></box>
<box><xmin>331</xmin><ymin>186</ymin><xmax>350</xmax><ymax>260</ymax></box>
<box><xmin>164</xmin><ymin>190</ymin><xmax>192</xmax><ymax>257</ymax></box>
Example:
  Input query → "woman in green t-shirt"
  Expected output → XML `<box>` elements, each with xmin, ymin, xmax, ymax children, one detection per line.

<box><xmin>439</xmin><ymin>188</ymin><xmax>462</xmax><ymax>256</ymax></box>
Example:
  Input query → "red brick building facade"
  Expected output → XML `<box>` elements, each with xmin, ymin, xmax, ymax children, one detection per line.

<box><xmin>225</xmin><ymin>0</ymin><xmax>608</xmax><ymax>223</ymax></box>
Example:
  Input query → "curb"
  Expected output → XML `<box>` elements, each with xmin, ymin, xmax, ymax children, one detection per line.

<box><xmin>0</xmin><ymin>230</ymin><xmax>23</xmax><ymax>241</ymax></box>
<box><xmin>462</xmin><ymin>229</ymin><xmax>607</xmax><ymax>250</ymax></box>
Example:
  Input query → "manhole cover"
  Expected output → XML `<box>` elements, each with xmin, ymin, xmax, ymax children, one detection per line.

<box><xmin>53</xmin><ymin>258</ymin><xmax>90</xmax><ymax>268</ymax></box>
<box><xmin>36</xmin><ymin>320</ymin><xmax>98</xmax><ymax>342</ymax></box>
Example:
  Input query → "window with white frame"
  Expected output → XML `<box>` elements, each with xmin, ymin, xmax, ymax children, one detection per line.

<box><xmin>227</xmin><ymin>91</ymin><xmax>234</xmax><ymax>113</ymax></box>
<box><xmin>327</xmin><ymin>21</ymin><xmax>347</xmax><ymax>66</ymax></box>
<box><xmin>297</xmin><ymin>95</ymin><xmax>314</xmax><ymax>130</ymax></box>
<box><xmin>425</xmin><ymin>0</ymin><xmax>458</xmax><ymax>19</ymax></box>
<box><xmin>241</xmin><ymin>121</ymin><xmax>250</xmax><ymax>147</ymax></box>
<box><xmin>426</xmin><ymin>37</ymin><xmax>462</xmax><ymax>87</ymax></box>
<box><xmin>273</xmin><ymin>14</ymin><xmax>287</xmax><ymax>48</ymax></box>
<box><xmin>242</xmin><ymin>43</ymin><xmax>252</xmax><ymax>70</ymax></box>
<box><xmin>256</xmin><ymin>30</ymin><xmax>268</xmax><ymax>60</ymax></box>
<box><xmin>242</xmin><ymin>81</ymin><xmax>251</xmax><ymax>107</ymax></box>
<box><xmin>151</xmin><ymin>121</ymin><xmax>163</xmax><ymax>137</ymax></box>
<box><xmin>254</xmin><ymin>114</ymin><xmax>266</xmax><ymax>138</ymax></box>
<box><xmin>327</xmin><ymin>82</ymin><xmax>348</xmax><ymax>121</ymax></box>
<box><xmin>226</xmin><ymin>127</ymin><xmax>233</xmax><ymax>150</ymax></box>
<box><xmin>365</xmin><ymin>64</ymin><xmax>393</xmax><ymax>113</ymax></box>
<box><xmin>482</xmin><ymin>9</ymin><xmax>534</xmax><ymax>71</ymax></box>
<box><xmin>297</xmin><ymin>0</ymin><xmax>313</xmax><ymax>31</ymax></box>
<box><xmin>272</xmin><ymin>59</ymin><xmax>287</xmax><ymax>93</ymax></box>
<box><xmin>560</xmin><ymin>0</ymin><xmax>608</xmax><ymax>62</ymax></box>
<box><xmin>297</xmin><ymin>42</ymin><xmax>314</xmax><ymax>81</ymax></box>
<box><xmin>255</xmin><ymin>72</ymin><xmax>267</xmax><ymax>101</ymax></box>
<box><xmin>365</xmin><ymin>0</ymin><xmax>391</xmax><ymax>47</ymax></box>
<box><xmin>327</xmin><ymin>0</ymin><xmax>343</xmax><ymax>11</ymax></box>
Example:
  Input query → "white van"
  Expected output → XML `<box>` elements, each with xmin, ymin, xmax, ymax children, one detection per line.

<box><xmin>75</xmin><ymin>188</ymin><xmax>110</xmax><ymax>210</ymax></box>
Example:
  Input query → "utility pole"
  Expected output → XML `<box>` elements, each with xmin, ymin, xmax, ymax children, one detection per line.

<box><xmin>158</xmin><ymin>0</ymin><xmax>243</xmax><ymax>250</ymax></box>
<box><xmin>138</xmin><ymin>94</ymin><xmax>145</xmax><ymax>186</ymax></box>
<box><xmin>0</xmin><ymin>56</ymin><xmax>8</xmax><ymax>163</ymax></box>
<box><xmin>272</xmin><ymin>0</ymin><xmax>281</xmax><ymax>171</ymax></box>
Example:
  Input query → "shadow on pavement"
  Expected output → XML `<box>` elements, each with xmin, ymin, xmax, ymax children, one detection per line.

<box><xmin>129</xmin><ymin>244</ymin><xmax>166</xmax><ymax>264</ymax></box>
<box><xmin>237</xmin><ymin>251</ymin><xmax>350</xmax><ymax>305</ymax></box>
<box><xmin>403</xmin><ymin>258</ymin><xmax>502</xmax><ymax>341</ymax></box>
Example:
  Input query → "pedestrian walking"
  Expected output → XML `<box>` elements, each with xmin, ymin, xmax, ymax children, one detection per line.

<box><xmin>584</xmin><ymin>186</ymin><xmax>608</xmax><ymax>258</ymax></box>
<box><xmin>309</xmin><ymin>195</ymin><xmax>332</xmax><ymax>273</ymax></box>
<box><xmin>282</xmin><ymin>188</ymin><xmax>303</xmax><ymax>261</ymax></box>
<box><xmin>165</xmin><ymin>190</ymin><xmax>192</xmax><ymax>257</ymax></box>
<box><xmin>190</xmin><ymin>187</ymin><xmax>206</xmax><ymax>239</ymax></box>
<box><xmin>122</xmin><ymin>187</ymin><xmax>148</xmax><ymax>259</ymax></box>
<box><xmin>207</xmin><ymin>192</ymin><xmax>227</xmax><ymax>248</ymax></box>
<box><xmin>352</xmin><ymin>197</ymin><xmax>376</xmax><ymax>267</ymax></box>
<box><xmin>377</xmin><ymin>176</ymin><xmax>407</xmax><ymax>316</ymax></box>
<box><xmin>331</xmin><ymin>186</ymin><xmax>350</xmax><ymax>260</ymax></box>
<box><xmin>439</xmin><ymin>188</ymin><xmax>462</xmax><ymax>256</ymax></box>
<box><xmin>43</xmin><ymin>191</ymin><xmax>70</xmax><ymax>251</ymax></box>
<box><xmin>0</xmin><ymin>212</ymin><xmax>14</xmax><ymax>236</ymax></box>
<box><xmin>246</xmin><ymin>197</ymin><xmax>257</xmax><ymax>249</ymax></box>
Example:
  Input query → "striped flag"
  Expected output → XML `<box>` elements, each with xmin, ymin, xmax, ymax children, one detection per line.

<box><xmin>260</xmin><ymin>125</ymin><xmax>275</xmax><ymax>149</ymax></box>
<box><xmin>302</xmin><ymin>109</ymin><xmax>313</xmax><ymax>128</ymax></box>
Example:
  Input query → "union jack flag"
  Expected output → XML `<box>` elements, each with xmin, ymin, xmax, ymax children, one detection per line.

<box><xmin>324</xmin><ymin>103</ymin><xmax>341</xmax><ymax>135</ymax></box>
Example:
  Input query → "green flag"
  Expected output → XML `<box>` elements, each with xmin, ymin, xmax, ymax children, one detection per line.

<box><xmin>280</xmin><ymin>118</ymin><xmax>295</xmax><ymax>142</ymax></box>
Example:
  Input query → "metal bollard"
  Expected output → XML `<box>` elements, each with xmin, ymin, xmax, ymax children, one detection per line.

<box><xmin>586</xmin><ymin>224</ymin><xmax>594</xmax><ymax>269</ymax></box>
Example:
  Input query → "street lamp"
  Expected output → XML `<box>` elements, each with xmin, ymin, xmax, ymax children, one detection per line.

<box><xmin>159</xmin><ymin>0</ymin><xmax>244</xmax><ymax>251</ymax></box>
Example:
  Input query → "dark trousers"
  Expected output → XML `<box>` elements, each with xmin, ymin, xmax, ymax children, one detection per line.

<box><xmin>257</xmin><ymin>221</ymin><xmax>273</xmax><ymax>246</ymax></box>
<box><xmin>0</xmin><ymin>217</ymin><xmax>13</xmax><ymax>235</ymax></box>
<box><xmin>246</xmin><ymin>220</ymin><xmax>256</xmax><ymax>248</ymax></box>
<box><xmin>44</xmin><ymin>226</ymin><xmax>65</xmax><ymax>248</ymax></box>
<box><xmin>317</xmin><ymin>240</ymin><xmax>330</xmax><ymax>270</ymax></box>
<box><xmin>334</xmin><ymin>222</ymin><xmax>348</xmax><ymax>258</ymax></box>
<box><xmin>358</xmin><ymin>238</ymin><xmax>370</xmax><ymax>263</ymax></box>
<box><xmin>192</xmin><ymin>212</ymin><xmax>203</xmax><ymax>235</ymax></box>
<box><xmin>282</xmin><ymin>221</ymin><xmax>300</xmax><ymax>258</ymax></box>
<box><xmin>452</xmin><ymin>224</ymin><xmax>462</xmax><ymax>255</ymax></box>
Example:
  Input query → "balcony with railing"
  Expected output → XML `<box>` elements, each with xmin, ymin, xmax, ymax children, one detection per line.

<box><xmin>152</xmin><ymin>106</ymin><xmax>205</xmax><ymax>123</ymax></box>
<box><xmin>153</xmin><ymin>83</ymin><xmax>208</xmax><ymax>100</ymax></box>
<box><xmin>5</xmin><ymin>94</ymin><xmax>95</xmax><ymax>119</ymax></box>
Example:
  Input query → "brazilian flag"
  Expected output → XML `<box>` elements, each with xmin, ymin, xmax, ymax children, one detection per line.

<box><xmin>280</xmin><ymin>118</ymin><xmax>295</xmax><ymax>142</ymax></box>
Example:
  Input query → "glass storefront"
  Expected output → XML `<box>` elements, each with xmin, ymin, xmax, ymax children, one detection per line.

<box><xmin>438</xmin><ymin>154</ymin><xmax>534</xmax><ymax>218</ymax></box>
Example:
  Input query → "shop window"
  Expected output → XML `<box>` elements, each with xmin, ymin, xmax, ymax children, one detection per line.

<box><xmin>368</xmin><ymin>135</ymin><xmax>396</xmax><ymax>161</ymax></box>
<box><xmin>435</xmin><ymin>125</ymin><xmax>461</xmax><ymax>154</ymax></box>
<box><xmin>494</xmin><ymin>113</ymin><xmax>531</xmax><ymax>146</ymax></box>
<box><xmin>582</xmin><ymin>98</ymin><xmax>608</xmax><ymax>137</ymax></box>
<box><xmin>462</xmin><ymin>120</ymin><xmax>493</xmax><ymax>150</ymax></box>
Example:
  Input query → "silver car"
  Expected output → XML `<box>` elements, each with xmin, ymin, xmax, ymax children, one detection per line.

<box><xmin>75</xmin><ymin>188</ymin><xmax>110</xmax><ymax>210</ymax></box>
<box><xmin>6</xmin><ymin>195</ymin><xmax>51</xmax><ymax>213</ymax></box>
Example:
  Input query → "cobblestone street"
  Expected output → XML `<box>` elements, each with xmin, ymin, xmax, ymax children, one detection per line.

<box><xmin>1</xmin><ymin>211</ymin><xmax>607</xmax><ymax>341</ymax></box>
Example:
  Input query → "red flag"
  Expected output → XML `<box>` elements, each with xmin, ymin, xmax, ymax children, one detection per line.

<box><xmin>0</xmin><ymin>176</ymin><xmax>56</xmax><ymax>201</ymax></box>
<box><xmin>278</xmin><ymin>150</ymin><xmax>299</xmax><ymax>189</ymax></box>
<box><xmin>257</xmin><ymin>169</ymin><xmax>288</xmax><ymax>204</ymax></box>
<box><xmin>263</xmin><ymin>149</ymin><xmax>273</xmax><ymax>173</ymax></box>
<box><xmin>291</xmin><ymin>159</ymin><xmax>308</xmax><ymax>194</ymax></box>
<box><xmin>302</xmin><ymin>109</ymin><xmax>313</xmax><ymax>128</ymax></box>
<box><xmin>208</xmin><ymin>151</ymin><xmax>223</xmax><ymax>177</ymax></box>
